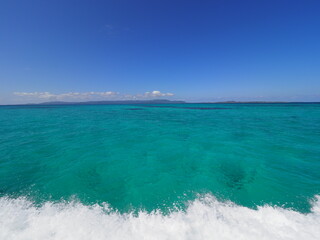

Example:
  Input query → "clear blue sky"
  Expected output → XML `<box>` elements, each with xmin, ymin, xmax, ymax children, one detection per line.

<box><xmin>1</xmin><ymin>0</ymin><xmax>320</xmax><ymax>104</ymax></box>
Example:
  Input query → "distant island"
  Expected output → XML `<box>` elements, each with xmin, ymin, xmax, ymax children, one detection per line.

<box><xmin>202</xmin><ymin>101</ymin><xmax>290</xmax><ymax>104</ymax></box>
<box><xmin>2</xmin><ymin>100</ymin><xmax>319</xmax><ymax>106</ymax></box>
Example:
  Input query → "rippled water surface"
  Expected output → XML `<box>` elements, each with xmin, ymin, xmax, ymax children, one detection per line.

<box><xmin>0</xmin><ymin>103</ymin><xmax>320</xmax><ymax>213</ymax></box>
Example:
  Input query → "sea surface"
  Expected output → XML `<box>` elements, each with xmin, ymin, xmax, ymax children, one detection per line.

<box><xmin>0</xmin><ymin>103</ymin><xmax>320</xmax><ymax>239</ymax></box>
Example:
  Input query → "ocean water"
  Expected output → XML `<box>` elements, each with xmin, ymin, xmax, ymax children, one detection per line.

<box><xmin>0</xmin><ymin>103</ymin><xmax>320</xmax><ymax>239</ymax></box>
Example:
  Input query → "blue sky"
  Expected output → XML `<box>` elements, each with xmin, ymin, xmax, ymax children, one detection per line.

<box><xmin>1</xmin><ymin>0</ymin><xmax>320</xmax><ymax>104</ymax></box>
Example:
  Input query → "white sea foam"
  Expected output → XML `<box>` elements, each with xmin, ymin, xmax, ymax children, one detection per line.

<box><xmin>1</xmin><ymin>195</ymin><xmax>320</xmax><ymax>240</ymax></box>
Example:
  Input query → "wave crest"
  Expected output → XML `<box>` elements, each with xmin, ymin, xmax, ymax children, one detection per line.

<box><xmin>1</xmin><ymin>195</ymin><xmax>320</xmax><ymax>240</ymax></box>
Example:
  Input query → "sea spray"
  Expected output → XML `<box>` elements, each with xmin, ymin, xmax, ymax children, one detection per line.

<box><xmin>1</xmin><ymin>195</ymin><xmax>320</xmax><ymax>240</ymax></box>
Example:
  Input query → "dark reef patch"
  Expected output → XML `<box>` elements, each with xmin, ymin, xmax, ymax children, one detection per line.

<box><xmin>142</xmin><ymin>106</ymin><xmax>230</xmax><ymax>110</ymax></box>
<box><xmin>126</xmin><ymin>108</ymin><xmax>144</xmax><ymax>111</ymax></box>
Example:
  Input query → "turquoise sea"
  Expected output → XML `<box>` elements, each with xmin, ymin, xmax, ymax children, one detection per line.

<box><xmin>1</xmin><ymin>103</ymin><xmax>320</xmax><ymax>239</ymax></box>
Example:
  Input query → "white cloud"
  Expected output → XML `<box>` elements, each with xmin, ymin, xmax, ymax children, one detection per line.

<box><xmin>144</xmin><ymin>91</ymin><xmax>174</xmax><ymax>97</ymax></box>
<box><xmin>14</xmin><ymin>92</ymin><xmax>56</xmax><ymax>98</ymax></box>
<box><xmin>13</xmin><ymin>91</ymin><xmax>118</xmax><ymax>101</ymax></box>
<box><xmin>13</xmin><ymin>90</ymin><xmax>174</xmax><ymax>102</ymax></box>
<box><xmin>119</xmin><ymin>91</ymin><xmax>174</xmax><ymax>100</ymax></box>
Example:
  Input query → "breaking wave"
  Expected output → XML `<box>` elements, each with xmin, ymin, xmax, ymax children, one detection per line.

<box><xmin>1</xmin><ymin>195</ymin><xmax>320</xmax><ymax>240</ymax></box>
